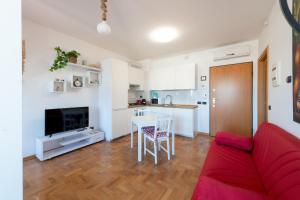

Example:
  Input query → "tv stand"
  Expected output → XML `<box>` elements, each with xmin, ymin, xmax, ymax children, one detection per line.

<box><xmin>36</xmin><ymin>129</ymin><xmax>104</xmax><ymax>161</ymax></box>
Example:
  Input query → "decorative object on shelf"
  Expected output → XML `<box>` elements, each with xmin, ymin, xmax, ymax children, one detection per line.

<box><xmin>81</xmin><ymin>59</ymin><xmax>87</xmax><ymax>65</ymax></box>
<box><xmin>68</xmin><ymin>63</ymin><xmax>102</xmax><ymax>72</ymax></box>
<box><xmin>293</xmin><ymin>0</ymin><xmax>300</xmax><ymax>123</ymax></box>
<box><xmin>50</xmin><ymin>79</ymin><xmax>66</xmax><ymax>93</ymax></box>
<box><xmin>97</xmin><ymin>0</ymin><xmax>111</xmax><ymax>34</ymax></box>
<box><xmin>88</xmin><ymin>63</ymin><xmax>101</xmax><ymax>69</ymax></box>
<box><xmin>71</xmin><ymin>75</ymin><xmax>84</xmax><ymax>88</ymax></box>
<box><xmin>201</xmin><ymin>76</ymin><xmax>207</xmax><ymax>81</ymax></box>
<box><xmin>49</xmin><ymin>47</ymin><xmax>81</xmax><ymax>71</ymax></box>
<box><xmin>280</xmin><ymin>0</ymin><xmax>300</xmax><ymax>33</ymax></box>
<box><xmin>87</xmin><ymin>71</ymin><xmax>101</xmax><ymax>86</ymax></box>
<box><xmin>22</xmin><ymin>40</ymin><xmax>26</xmax><ymax>74</ymax></box>
<box><xmin>67</xmin><ymin>50</ymin><xmax>81</xmax><ymax>64</ymax></box>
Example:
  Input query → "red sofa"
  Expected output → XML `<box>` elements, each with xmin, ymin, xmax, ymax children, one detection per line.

<box><xmin>192</xmin><ymin>123</ymin><xmax>300</xmax><ymax>200</ymax></box>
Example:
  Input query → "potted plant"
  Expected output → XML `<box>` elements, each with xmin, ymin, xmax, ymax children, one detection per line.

<box><xmin>49</xmin><ymin>47</ymin><xmax>81</xmax><ymax>71</ymax></box>
<box><xmin>67</xmin><ymin>50</ymin><xmax>81</xmax><ymax>64</ymax></box>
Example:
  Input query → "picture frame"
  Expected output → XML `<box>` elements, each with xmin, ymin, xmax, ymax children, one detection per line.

<box><xmin>292</xmin><ymin>0</ymin><xmax>300</xmax><ymax>123</ymax></box>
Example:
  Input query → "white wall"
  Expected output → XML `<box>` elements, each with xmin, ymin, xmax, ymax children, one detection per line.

<box><xmin>259</xmin><ymin>0</ymin><xmax>300</xmax><ymax>138</ymax></box>
<box><xmin>0</xmin><ymin>0</ymin><xmax>23</xmax><ymax>199</ymax></box>
<box><xmin>22</xmin><ymin>19</ymin><xmax>128</xmax><ymax>157</ymax></box>
<box><xmin>141</xmin><ymin>40</ymin><xmax>259</xmax><ymax>134</ymax></box>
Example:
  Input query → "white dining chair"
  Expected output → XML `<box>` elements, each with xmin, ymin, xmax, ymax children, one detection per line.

<box><xmin>142</xmin><ymin>115</ymin><xmax>171</xmax><ymax>165</ymax></box>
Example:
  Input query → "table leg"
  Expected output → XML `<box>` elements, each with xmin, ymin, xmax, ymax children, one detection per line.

<box><xmin>130</xmin><ymin>120</ymin><xmax>133</xmax><ymax>148</ymax></box>
<box><xmin>172</xmin><ymin>120</ymin><xmax>175</xmax><ymax>156</ymax></box>
<box><xmin>138</xmin><ymin>126</ymin><xmax>142</xmax><ymax>162</ymax></box>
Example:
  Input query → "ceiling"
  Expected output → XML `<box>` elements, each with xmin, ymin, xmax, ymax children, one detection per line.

<box><xmin>23</xmin><ymin>0</ymin><xmax>275</xmax><ymax>60</ymax></box>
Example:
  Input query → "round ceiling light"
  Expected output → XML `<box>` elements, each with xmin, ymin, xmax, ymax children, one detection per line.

<box><xmin>97</xmin><ymin>21</ymin><xmax>111</xmax><ymax>34</ymax></box>
<box><xmin>149</xmin><ymin>27</ymin><xmax>179</xmax><ymax>43</ymax></box>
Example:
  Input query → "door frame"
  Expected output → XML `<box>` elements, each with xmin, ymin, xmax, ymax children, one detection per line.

<box><xmin>209</xmin><ymin>62</ymin><xmax>253</xmax><ymax>137</ymax></box>
<box><xmin>257</xmin><ymin>47</ymin><xmax>269</xmax><ymax>126</ymax></box>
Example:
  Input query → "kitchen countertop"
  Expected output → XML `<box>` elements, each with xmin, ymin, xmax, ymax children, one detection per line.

<box><xmin>128</xmin><ymin>104</ymin><xmax>198</xmax><ymax>109</ymax></box>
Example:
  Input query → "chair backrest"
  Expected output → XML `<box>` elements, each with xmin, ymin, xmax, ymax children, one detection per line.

<box><xmin>135</xmin><ymin>108</ymin><xmax>156</xmax><ymax>116</ymax></box>
<box><xmin>138</xmin><ymin>110</ymin><xmax>172</xmax><ymax>139</ymax></box>
<box><xmin>154</xmin><ymin>116</ymin><xmax>171</xmax><ymax>139</ymax></box>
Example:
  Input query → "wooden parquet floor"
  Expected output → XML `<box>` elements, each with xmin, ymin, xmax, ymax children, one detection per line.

<box><xmin>24</xmin><ymin>134</ymin><xmax>212</xmax><ymax>200</ymax></box>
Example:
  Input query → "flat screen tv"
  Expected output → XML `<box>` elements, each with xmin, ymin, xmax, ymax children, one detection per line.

<box><xmin>45</xmin><ymin>107</ymin><xmax>89</xmax><ymax>136</ymax></box>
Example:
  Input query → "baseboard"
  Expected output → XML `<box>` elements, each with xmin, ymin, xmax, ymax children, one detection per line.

<box><xmin>23</xmin><ymin>155</ymin><xmax>36</xmax><ymax>161</ymax></box>
<box><xmin>195</xmin><ymin>132</ymin><xmax>210</xmax><ymax>136</ymax></box>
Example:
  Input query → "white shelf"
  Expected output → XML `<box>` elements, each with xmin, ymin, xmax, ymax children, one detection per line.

<box><xmin>44</xmin><ymin>140</ymin><xmax>90</xmax><ymax>160</ymax></box>
<box><xmin>68</xmin><ymin>63</ymin><xmax>102</xmax><ymax>72</ymax></box>
<box><xmin>59</xmin><ymin>133</ymin><xmax>91</xmax><ymax>146</ymax></box>
<box><xmin>36</xmin><ymin>130</ymin><xmax>105</xmax><ymax>161</ymax></box>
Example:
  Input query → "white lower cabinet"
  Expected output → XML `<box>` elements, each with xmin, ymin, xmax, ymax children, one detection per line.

<box><xmin>172</xmin><ymin>109</ymin><xmax>195</xmax><ymax>138</ymax></box>
<box><xmin>144</xmin><ymin>107</ymin><xmax>195</xmax><ymax>138</ymax></box>
<box><xmin>112</xmin><ymin>109</ymin><xmax>131</xmax><ymax>140</ymax></box>
<box><xmin>110</xmin><ymin>107</ymin><xmax>196</xmax><ymax>141</ymax></box>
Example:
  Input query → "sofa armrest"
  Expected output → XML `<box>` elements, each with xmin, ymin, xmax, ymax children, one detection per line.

<box><xmin>215</xmin><ymin>131</ymin><xmax>253</xmax><ymax>152</ymax></box>
<box><xmin>191</xmin><ymin>176</ymin><xmax>269</xmax><ymax>200</ymax></box>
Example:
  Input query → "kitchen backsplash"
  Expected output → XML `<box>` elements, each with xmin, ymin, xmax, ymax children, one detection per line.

<box><xmin>128</xmin><ymin>90</ymin><xmax>145</xmax><ymax>104</ymax></box>
<box><xmin>129</xmin><ymin>89</ymin><xmax>208</xmax><ymax>105</ymax></box>
<box><xmin>152</xmin><ymin>90</ymin><xmax>202</xmax><ymax>105</ymax></box>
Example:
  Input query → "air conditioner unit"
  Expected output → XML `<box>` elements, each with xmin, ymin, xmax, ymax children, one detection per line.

<box><xmin>213</xmin><ymin>45</ymin><xmax>251</xmax><ymax>61</ymax></box>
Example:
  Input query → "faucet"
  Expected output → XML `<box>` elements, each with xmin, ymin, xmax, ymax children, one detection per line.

<box><xmin>165</xmin><ymin>95</ymin><xmax>173</xmax><ymax>105</ymax></box>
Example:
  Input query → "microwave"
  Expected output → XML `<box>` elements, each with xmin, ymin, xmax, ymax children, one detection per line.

<box><xmin>151</xmin><ymin>98</ymin><xmax>158</xmax><ymax>104</ymax></box>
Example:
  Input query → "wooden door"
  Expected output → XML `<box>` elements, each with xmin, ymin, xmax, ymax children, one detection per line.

<box><xmin>210</xmin><ymin>62</ymin><xmax>253</xmax><ymax>137</ymax></box>
<box><xmin>257</xmin><ymin>48</ymin><xmax>268</xmax><ymax>126</ymax></box>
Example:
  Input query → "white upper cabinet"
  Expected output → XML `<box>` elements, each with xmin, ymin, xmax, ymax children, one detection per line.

<box><xmin>111</xmin><ymin>59</ymin><xmax>129</xmax><ymax>109</ymax></box>
<box><xmin>175</xmin><ymin>64</ymin><xmax>196</xmax><ymax>90</ymax></box>
<box><xmin>148</xmin><ymin>63</ymin><xmax>196</xmax><ymax>90</ymax></box>
<box><xmin>128</xmin><ymin>66</ymin><xmax>145</xmax><ymax>90</ymax></box>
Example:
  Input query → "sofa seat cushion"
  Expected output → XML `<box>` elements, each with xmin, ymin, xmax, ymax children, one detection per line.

<box><xmin>201</xmin><ymin>141</ymin><xmax>265</xmax><ymax>193</ymax></box>
<box><xmin>191</xmin><ymin>176</ymin><xmax>270</xmax><ymax>200</ymax></box>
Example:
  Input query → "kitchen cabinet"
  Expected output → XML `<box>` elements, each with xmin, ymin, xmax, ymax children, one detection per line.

<box><xmin>144</xmin><ymin>107</ymin><xmax>195</xmax><ymax>138</ymax></box>
<box><xmin>175</xmin><ymin>64</ymin><xmax>196</xmax><ymax>90</ymax></box>
<box><xmin>112</xmin><ymin>59</ymin><xmax>129</xmax><ymax>109</ymax></box>
<box><xmin>128</xmin><ymin>66</ymin><xmax>145</xmax><ymax>90</ymax></box>
<box><xmin>99</xmin><ymin>58</ymin><xmax>130</xmax><ymax>141</ymax></box>
<box><xmin>148</xmin><ymin>63</ymin><xmax>196</xmax><ymax>90</ymax></box>
<box><xmin>172</xmin><ymin>108</ymin><xmax>195</xmax><ymax>137</ymax></box>
<box><xmin>112</xmin><ymin>109</ymin><xmax>131</xmax><ymax>139</ymax></box>
<box><xmin>148</xmin><ymin>66</ymin><xmax>175</xmax><ymax>90</ymax></box>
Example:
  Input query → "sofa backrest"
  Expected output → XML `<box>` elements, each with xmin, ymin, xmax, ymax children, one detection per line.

<box><xmin>253</xmin><ymin>123</ymin><xmax>300</xmax><ymax>200</ymax></box>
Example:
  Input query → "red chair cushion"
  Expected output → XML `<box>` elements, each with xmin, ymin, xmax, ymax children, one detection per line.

<box><xmin>215</xmin><ymin>131</ymin><xmax>253</xmax><ymax>152</ymax></box>
<box><xmin>201</xmin><ymin>141</ymin><xmax>265</xmax><ymax>193</ymax></box>
<box><xmin>252</xmin><ymin>123</ymin><xmax>300</xmax><ymax>200</ymax></box>
<box><xmin>191</xmin><ymin>176</ymin><xmax>269</xmax><ymax>200</ymax></box>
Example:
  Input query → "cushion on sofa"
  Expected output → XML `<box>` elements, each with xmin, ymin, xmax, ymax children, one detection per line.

<box><xmin>252</xmin><ymin>123</ymin><xmax>300</xmax><ymax>200</ymax></box>
<box><xmin>191</xmin><ymin>176</ymin><xmax>269</xmax><ymax>200</ymax></box>
<box><xmin>215</xmin><ymin>131</ymin><xmax>253</xmax><ymax>151</ymax></box>
<box><xmin>201</xmin><ymin>141</ymin><xmax>266</xmax><ymax>193</ymax></box>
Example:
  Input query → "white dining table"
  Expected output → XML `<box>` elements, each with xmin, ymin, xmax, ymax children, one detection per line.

<box><xmin>130</xmin><ymin>114</ymin><xmax>175</xmax><ymax>162</ymax></box>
